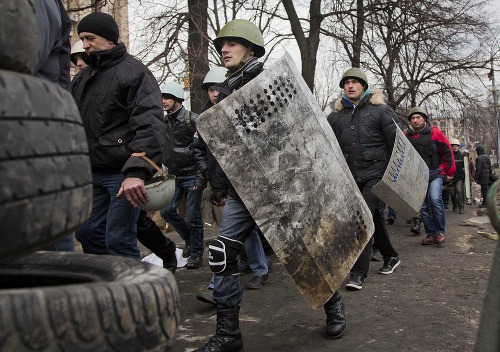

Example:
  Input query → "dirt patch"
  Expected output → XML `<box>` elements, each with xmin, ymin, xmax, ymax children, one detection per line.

<box><xmin>169</xmin><ymin>205</ymin><xmax>497</xmax><ymax>352</ymax></box>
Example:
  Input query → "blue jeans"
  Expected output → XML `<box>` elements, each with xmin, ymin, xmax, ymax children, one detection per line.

<box><xmin>207</xmin><ymin>226</ymin><xmax>268</xmax><ymax>290</ymax></box>
<box><xmin>244</xmin><ymin>227</ymin><xmax>268</xmax><ymax>276</ymax></box>
<box><xmin>388</xmin><ymin>206</ymin><xmax>396</xmax><ymax>219</ymax></box>
<box><xmin>75</xmin><ymin>171</ymin><xmax>140</xmax><ymax>258</ymax></box>
<box><xmin>212</xmin><ymin>196</ymin><xmax>256</xmax><ymax>308</ymax></box>
<box><xmin>421</xmin><ymin>177</ymin><xmax>446</xmax><ymax>236</ymax></box>
<box><xmin>159</xmin><ymin>174</ymin><xmax>204</xmax><ymax>257</ymax></box>
<box><xmin>44</xmin><ymin>233</ymin><xmax>75</xmax><ymax>252</ymax></box>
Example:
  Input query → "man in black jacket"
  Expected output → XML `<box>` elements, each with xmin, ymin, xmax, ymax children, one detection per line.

<box><xmin>327</xmin><ymin>67</ymin><xmax>400</xmax><ymax>290</ymax></box>
<box><xmin>475</xmin><ymin>145</ymin><xmax>492</xmax><ymax>208</ymax></box>
<box><xmin>449</xmin><ymin>138</ymin><xmax>465</xmax><ymax>213</ymax></box>
<box><xmin>71</xmin><ymin>12</ymin><xmax>165</xmax><ymax>258</ymax></box>
<box><xmin>158</xmin><ymin>81</ymin><xmax>206</xmax><ymax>269</ymax></box>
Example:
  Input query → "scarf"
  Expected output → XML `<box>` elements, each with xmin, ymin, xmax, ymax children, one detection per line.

<box><xmin>226</xmin><ymin>57</ymin><xmax>264</xmax><ymax>92</ymax></box>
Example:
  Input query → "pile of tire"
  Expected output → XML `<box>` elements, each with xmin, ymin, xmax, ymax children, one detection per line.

<box><xmin>0</xmin><ymin>1</ymin><xmax>180</xmax><ymax>351</ymax></box>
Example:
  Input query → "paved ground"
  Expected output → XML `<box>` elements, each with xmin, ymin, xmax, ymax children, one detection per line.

<box><xmin>160</xmin><ymin>200</ymin><xmax>498</xmax><ymax>352</ymax></box>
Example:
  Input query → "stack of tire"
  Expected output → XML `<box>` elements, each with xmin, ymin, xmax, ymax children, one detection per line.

<box><xmin>0</xmin><ymin>1</ymin><xmax>180</xmax><ymax>351</ymax></box>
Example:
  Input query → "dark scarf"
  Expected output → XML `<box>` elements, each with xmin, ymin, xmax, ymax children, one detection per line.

<box><xmin>226</xmin><ymin>57</ymin><xmax>264</xmax><ymax>92</ymax></box>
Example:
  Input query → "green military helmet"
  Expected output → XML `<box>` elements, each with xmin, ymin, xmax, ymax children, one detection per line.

<box><xmin>407</xmin><ymin>107</ymin><xmax>428</xmax><ymax>121</ymax></box>
<box><xmin>213</xmin><ymin>19</ymin><xmax>265</xmax><ymax>58</ymax></box>
<box><xmin>339</xmin><ymin>67</ymin><xmax>369</xmax><ymax>89</ymax></box>
<box><xmin>201</xmin><ymin>66</ymin><xmax>228</xmax><ymax>90</ymax></box>
<box><xmin>160</xmin><ymin>81</ymin><xmax>184</xmax><ymax>101</ymax></box>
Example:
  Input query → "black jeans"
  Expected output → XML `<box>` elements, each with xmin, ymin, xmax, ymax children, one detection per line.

<box><xmin>351</xmin><ymin>178</ymin><xmax>398</xmax><ymax>277</ymax></box>
<box><xmin>480</xmin><ymin>184</ymin><xmax>489</xmax><ymax>206</ymax></box>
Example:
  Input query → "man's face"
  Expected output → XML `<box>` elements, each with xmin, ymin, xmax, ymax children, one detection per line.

<box><xmin>220</xmin><ymin>40</ymin><xmax>253</xmax><ymax>69</ymax></box>
<box><xmin>74</xmin><ymin>54</ymin><xmax>87</xmax><ymax>70</ymax></box>
<box><xmin>207</xmin><ymin>86</ymin><xmax>219</xmax><ymax>105</ymax></box>
<box><xmin>79</xmin><ymin>32</ymin><xmax>115</xmax><ymax>53</ymax></box>
<box><xmin>452</xmin><ymin>144</ymin><xmax>459</xmax><ymax>152</ymax></box>
<box><xmin>162</xmin><ymin>96</ymin><xmax>177</xmax><ymax>112</ymax></box>
<box><xmin>343</xmin><ymin>78</ymin><xmax>364</xmax><ymax>103</ymax></box>
<box><xmin>410</xmin><ymin>114</ymin><xmax>426</xmax><ymax>132</ymax></box>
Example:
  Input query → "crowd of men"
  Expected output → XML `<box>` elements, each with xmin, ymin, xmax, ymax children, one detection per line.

<box><xmin>37</xmin><ymin>1</ymin><xmax>495</xmax><ymax>350</ymax></box>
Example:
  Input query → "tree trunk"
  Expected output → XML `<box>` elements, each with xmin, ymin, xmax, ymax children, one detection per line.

<box><xmin>187</xmin><ymin>0</ymin><xmax>209</xmax><ymax>114</ymax></box>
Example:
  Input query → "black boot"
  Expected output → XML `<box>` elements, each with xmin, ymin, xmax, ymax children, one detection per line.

<box><xmin>137</xmin><ymin>211</ymin><xmax>177</xmax><ymax>273</ymax></box>
<box><xmin>193</xmin><ymin>306</ymin><xmax>243</xmax><ymax>352</ymax></box>
<box><xmin>410</xmin><ymin>217</ymin><xmax>421</xmax><ymax>235</ymax></box>
<box><xmin>324</xmin><ymin>290</ymin><xmax>346</xmax><ymax>339</ymax></box>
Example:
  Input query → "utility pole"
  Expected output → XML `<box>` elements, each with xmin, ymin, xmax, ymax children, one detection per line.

<box><xmin>492</xmin><ymin>56</ymin><xmax>499</xmax><ymax>165</ymax></box>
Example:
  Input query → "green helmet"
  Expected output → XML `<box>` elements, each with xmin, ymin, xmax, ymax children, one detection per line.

<box><xmin>201</xmin><ymin>67</ymin><xmax>228</xmax><ymax>90</ymax></box>
<box><xmin>339</xmin><ymin>67</ymin><xmax>368</xmax><ymax>89</ymax></box>
<box><xmin>160</xmin><ymin>81</ymin><xmax>184</xmax><ymax>101</ymax></box>
<box><xmin>213</xmin><ymin>19</ymin><xmax>265</xmax><ymax>58</ymax></box>
<box><xmin>408</xmin><ymin>107</ymin><xmax>428</xmax><ymax>121</ymax></box>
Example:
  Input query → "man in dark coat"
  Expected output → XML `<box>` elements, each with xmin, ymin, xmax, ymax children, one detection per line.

<box><xmin>449</xmin><ymin>138</ymin><xmax>465</xmax><ymax>213</ymax></box>
<box><xmin>475</xmin><ymin>145</ymin><xmax>492</xmax><ymax>208</ymax></box>
<box><xmin>71</xmin><ymin>12</ymin><xmax>165</xmax><ymax>258</ymax></box>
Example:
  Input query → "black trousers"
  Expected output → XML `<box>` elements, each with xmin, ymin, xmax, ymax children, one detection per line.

<box><xmin>136</xmin><ymin>210</ymin><xmax>176</xmax><ymax>262</ymax></box>
<box><xmin>351</xmin><ymin>178</ymin><xmax>398</xmax><ymax>277</ymax></box>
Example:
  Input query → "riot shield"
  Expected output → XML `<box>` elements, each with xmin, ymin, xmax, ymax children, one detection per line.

<box><xmin>196</xmin><ymin>52</ymin><xmax>374</xmax><ymax>309</ymax></box>
<box><xmin>371</xmin><ymin>127</ymin><xmax>429</xmax><ymax>220</ymax></box>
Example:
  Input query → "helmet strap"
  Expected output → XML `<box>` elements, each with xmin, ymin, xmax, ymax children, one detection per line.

<box><xmin>228</xmin><ymin>45</ymin><xmax>254</xmax><ymax>73</ymax></box>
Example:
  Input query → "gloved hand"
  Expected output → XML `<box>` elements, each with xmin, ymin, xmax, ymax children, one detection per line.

<box><xmin>210</xmin><ymin>191</ymin><xmax>227</xmax><ymax>206</ymax></box>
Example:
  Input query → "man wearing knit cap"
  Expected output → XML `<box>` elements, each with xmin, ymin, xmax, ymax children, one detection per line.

<box><xmin>71</xmin><ymin>12</ymin><xmax>165</xmax><ymax>259</ymax></box>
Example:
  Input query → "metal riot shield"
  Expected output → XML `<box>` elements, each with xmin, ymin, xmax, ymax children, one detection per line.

<box><xmin>371</xmin><ymin>127</ymin><xmax>429</xmax><ymax>220</ymax></box>
<box><xmin>196</xmin><ymin>52</ymin><xmax>374</xmax><ymax>309</ymax></box>
<box><xmin>464</xmin><ymin>153</ymin><xmax>472</xmax><ymax>204</ymax></box>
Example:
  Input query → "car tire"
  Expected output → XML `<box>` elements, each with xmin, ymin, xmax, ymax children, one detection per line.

<box><xmin>0</xmin><ymin>69</ymin><xmax>92</xmax><ymax>262</ymax></box>
<box><xmin>0</xmin><ymin>0</ymin><xmax>36</xmax><ymax>74</ymax></box>
<box><xmin>0</xmin><ymin>251</ymin><xmax>180</xmax><ymax>351</ymax></box>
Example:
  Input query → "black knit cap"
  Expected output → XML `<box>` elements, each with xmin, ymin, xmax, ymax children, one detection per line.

<box><xmin>78</xmin><ymin>12</ymin><xmax>119</xmax><ymax>44</ymax></box>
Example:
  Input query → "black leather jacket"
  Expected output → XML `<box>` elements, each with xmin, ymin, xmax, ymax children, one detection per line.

<box><xmin>163</xmin><ymin>105</ymin><xmax>199</xmax><ymax>176</ymax></box>
<box><xmin>71</xmin><ymin>44</ymin><xmax>164</xmax><ymax>180</ymax></box>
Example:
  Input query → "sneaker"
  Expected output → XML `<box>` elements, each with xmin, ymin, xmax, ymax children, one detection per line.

<box><xmin>345</xmin><ymin>273</ymin><xmax>364</xmax><ymax>290</ymax></box>
<box><xmin>370</xmin><ymin>250</ymin><xmax>383</xmax><ymax>262</ymax></box>
<box><xmin>458</xmin><ymin>209</ymin><xmax>464</xmax><ymax>214</ymax></box>
<box><xmin>422</xmin><ymin>235</ymin><xmax>436</xmax><ymax>245</ymax></box>
<box><xmin>196</xmin><ymin>290</ymin><xmax>216</xmax><ymax>306</ymax></box>
<box><xmin>186</xmin><ymin>256</ymin><xmax>202</xmax><ymax>269</ymax></box>
<box><xmin>435</xmin><ymin>233</ymin><xmax>446</xmax><ymax>246</ymax></box>
<box><xmin>378</xmin><ymin>257</ymin><xmax>400</xmax><ymax>275</ymax></box>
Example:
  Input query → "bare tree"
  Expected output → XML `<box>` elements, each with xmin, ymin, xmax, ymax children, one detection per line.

<box><xmin>187</xmin><ymin>0</ymin><xmax>209</xmax><ymax>113</ymax></box>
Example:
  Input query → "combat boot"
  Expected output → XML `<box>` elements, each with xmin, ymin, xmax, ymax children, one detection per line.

<box><xmin>410</xmin><ymin>217</ymin><xmax>421</xmax><ymax>235</ymax></box>
<box><xmin>193</xmin><ymin>306</ymin><xmax>243</xmax><ymax>352</ymax></box>
<box><xmin>323</xmin><ymin>290</ymin><xmax>346</xmax><ymax>339</ymax></box>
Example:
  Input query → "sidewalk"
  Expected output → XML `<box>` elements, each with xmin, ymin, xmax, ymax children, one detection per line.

<box><xmin>168</xmin><ymin>204</ymin><xmax>497</xmax><ymax>351</ymax></box>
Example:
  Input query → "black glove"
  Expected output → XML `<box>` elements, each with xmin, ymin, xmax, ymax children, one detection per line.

<box><xmin>210</xmin><ymin>191</ymin><xmax>227</xmax><ymax>206</ymax></box>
